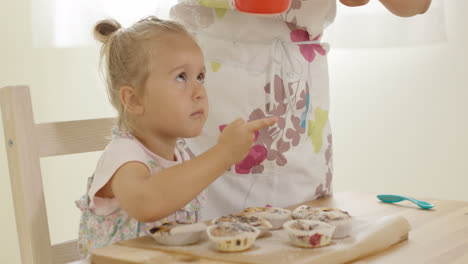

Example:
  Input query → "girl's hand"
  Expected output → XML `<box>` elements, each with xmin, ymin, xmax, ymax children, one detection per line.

<box><xmin>217</xmin><ymin>117</ymin><xmax>277</xmax><ymax>165</ymax></box>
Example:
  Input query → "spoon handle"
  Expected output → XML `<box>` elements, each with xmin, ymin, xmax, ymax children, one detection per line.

<box><xmin>377</xmin><ymin>194</ymin><xmax>406</xmax><ymax>203</ymax></box>
<box><xmin>377</xmin><ymin>194</ymin><xmax>434</xmax><ymax>209</ymax></box>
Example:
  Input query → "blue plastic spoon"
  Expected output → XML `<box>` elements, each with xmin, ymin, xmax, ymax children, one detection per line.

<box><xmin>377</xmin><ymin>194</ymin><xmax>434</xmax><ymax>209</ymax></box>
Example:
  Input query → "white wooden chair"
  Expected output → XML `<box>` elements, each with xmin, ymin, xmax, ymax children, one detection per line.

<box><xmin>0</xmin><ymin>85</ymin><xmax>115</xmax><ymax>264</ymax></box>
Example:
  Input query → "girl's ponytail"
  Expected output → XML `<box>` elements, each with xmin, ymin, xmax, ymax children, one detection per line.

<box><xmin>93</xmin><ymin>19</ymin><xmax>121</xmax><ymax>43</ymax></box>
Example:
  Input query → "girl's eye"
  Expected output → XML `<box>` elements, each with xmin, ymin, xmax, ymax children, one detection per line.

<box><xmin>197</xmin><ymin>73</ymin><xmax>205</xmax><ymax>83</ymax></box>
<box><xmin>176</xmin><ymin>73</ymin><xmax>186</xmax><ymax>82</ymax></box>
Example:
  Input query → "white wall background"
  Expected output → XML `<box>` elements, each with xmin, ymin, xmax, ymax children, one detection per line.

<box><xmin>1</xmin><ymin>0</ymin><xmax>466</xmax><ymax>263</ymax></box>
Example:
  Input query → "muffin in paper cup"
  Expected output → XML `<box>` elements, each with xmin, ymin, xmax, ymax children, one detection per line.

<box><xmin>292</xmin><ymin>205</ymin><xmax>352</xmax><ymax>238</ymax></box>
<box><xmin>212</xmin><ymin>213</ymin><xmax>272</xmax><ymax>237</ymax></box>
<box><xmin>207</xmin><ymin>222</ymin><xmax>261</xmax><ymax>252</ymax></box>
<box><xmin>241</xmin><ymin>207</ymin><xmax>291</xmax><ymax>229</ymax></box>
<box><xmin>283</xmin><ymin>219</ymin><xmax>335</xmax><ymax>248</ymax></box>
<box><xmin>149</xmin><ymin>222</ymin><xmax>207</xmax><ymax>246</ymax></box>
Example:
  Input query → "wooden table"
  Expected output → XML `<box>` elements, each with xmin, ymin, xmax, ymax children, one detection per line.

<box><xmin>91</xmin><ymin>192</ymin><xmax>468</xmax><ymax>264</ymax></box>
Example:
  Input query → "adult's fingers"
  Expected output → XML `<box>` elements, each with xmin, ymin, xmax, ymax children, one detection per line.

<box><xmin>244</xmin><ymin>117</ymin><xmax>278</xmax><ymax>132</ymax></box>
<box><xmin>339</xmin><ymin>0</ymin><xmax>370</xmax><ymax>7</ymax></box>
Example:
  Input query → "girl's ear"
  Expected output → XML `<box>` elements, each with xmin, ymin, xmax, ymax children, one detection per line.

<box><xmin>120</xmin><ymin>85</ymin><xmax>144</xmax><ymax>115</ymax></box>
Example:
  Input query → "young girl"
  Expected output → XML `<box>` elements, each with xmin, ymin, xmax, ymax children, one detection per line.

<box><xmin>75</xmin><ymin>16</ymin><xmax>277</xmax><ymax>259</ymax></box>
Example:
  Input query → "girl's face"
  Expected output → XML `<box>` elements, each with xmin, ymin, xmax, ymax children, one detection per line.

<box><xmin>141</xmin><ymin>33</ymin><xmax>208</xmax><ymax>139</ymax></box>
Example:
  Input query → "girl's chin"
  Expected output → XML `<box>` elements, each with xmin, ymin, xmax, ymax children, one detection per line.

<box><xmin>182</xmin><ymin>127</ymin><xmax>205</xmax><ymax>138</ymax></box>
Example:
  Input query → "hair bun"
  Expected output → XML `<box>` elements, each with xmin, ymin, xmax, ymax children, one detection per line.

<box><xmin>94</xmin><ymin>19</ymin><xmax>122</xmax><ymax>43</ymax></box>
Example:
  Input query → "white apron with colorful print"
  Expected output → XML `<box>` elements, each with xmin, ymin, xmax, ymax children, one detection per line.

<box><xmin>171</xmin><ymin>0</ymin><xmax>336</xmax><ymax>220</ymax></box>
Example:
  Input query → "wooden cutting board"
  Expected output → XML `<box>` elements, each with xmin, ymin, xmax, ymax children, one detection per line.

<box><xmin>115</xmin><ymin>215</ymin><xmax>409</xmax><ymax>264</ymax></box>
<box><xmin>91</xmin><ymin>192</ymin><xmax>468</xmax><ymax>264</ymax></box>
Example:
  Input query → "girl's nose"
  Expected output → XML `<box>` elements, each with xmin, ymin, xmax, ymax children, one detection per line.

<box><xmin>192</xmin><ymin>83</ymin><xmax>205</xmax><ymax>101</ymax></box>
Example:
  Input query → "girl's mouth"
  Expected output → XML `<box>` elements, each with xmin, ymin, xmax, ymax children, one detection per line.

<box><xmin>190</xmin><ymin>110</ymin><xmax>204</xmax><ymax>117</ymax></box>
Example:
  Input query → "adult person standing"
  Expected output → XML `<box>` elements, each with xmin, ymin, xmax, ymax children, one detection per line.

<box><xmin>170</xmin><ymin>0</ymin><xmax>431</xmax><ymax>220</ymax></box>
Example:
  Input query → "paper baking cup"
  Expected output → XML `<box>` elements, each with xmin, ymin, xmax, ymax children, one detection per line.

<box><xmin>207</xmin><ymin>222</ymin><xmax>261</xmax><ymax>252</ymax></box>
<box><xmin>283</xmin><ymin>219</ymin><xmax>335</xmax><ymax>248</ymax></box>
<box><xmin>150</xmin><ymin>222</ymin><xmax>207</xmax><ymax>246</ymax></box>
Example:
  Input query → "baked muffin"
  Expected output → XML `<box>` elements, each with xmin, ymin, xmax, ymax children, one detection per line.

<box><xmin>207</xmin><ymin>222</ymin><xmax>261</xmax><ymax>252</ymax></box>
<box><xmin>212</xmin><ymin>213</ymin><xmax>272</xmax><ymax>236</ymax></box>
<box><xmin>283</xmin><ymin>219</ymin><xmax>335</xmax><ymax>248</ymax></box>
<box><xmin>242</xmin><ymin>207</ymin><xmax>291</xmax><ymax>229</ymax></box>
<box><xmin>292</xmin><ymin>205</ymin><xmax>352</xmax><ymax>238</ymax></box>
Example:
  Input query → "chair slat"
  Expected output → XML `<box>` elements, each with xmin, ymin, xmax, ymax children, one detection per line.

<box><xmin>37</xmin><ymin>118</ymin><xmax>115</xmax><ymax>158</ymax></box>
<box><xmin>52</xmin><ymin>239</ymin><xmax>81</xmax><ymax>264</ymax></box>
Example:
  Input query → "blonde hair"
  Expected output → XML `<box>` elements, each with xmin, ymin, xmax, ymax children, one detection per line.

<box><xmin>94</xmin><ymin>16</ymin><xmax>190</xmax><ymax>133</ymax></box>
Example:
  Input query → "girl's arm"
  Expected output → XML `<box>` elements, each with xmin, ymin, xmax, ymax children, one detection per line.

<box><xmin>340</xmin><ymin>0</ymin><xmax>431</xmax><ymax>17</ymax></box>
<box><xmin>109</xmin><ymin>117</ymin><xmax>277</xmax><ymax>222</ymax></box>
<box><xmin>110</xmin><ymin>144</ymin><xmax>230</xmax><ymax>222</ymax></box>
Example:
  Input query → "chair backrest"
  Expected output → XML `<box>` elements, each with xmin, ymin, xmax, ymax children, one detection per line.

<box><xmin>0</xmin><ymin>85</ymin><xmax>115</xmax><ymax>264</ymax></box>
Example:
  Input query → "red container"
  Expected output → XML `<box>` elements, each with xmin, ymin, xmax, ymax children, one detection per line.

<box><xmin>235</xmin><ymin>0</ymin><xmax>291</xmax><ymax>15</ymax></box>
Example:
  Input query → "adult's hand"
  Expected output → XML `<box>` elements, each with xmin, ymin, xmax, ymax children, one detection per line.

<box><xmin>339</xmin><ymin>0</ymin><xmax>431</xmax><ymax>17</ymax></box>
<box><xmin>339</xmin><ymin>0</ymin><xmax>370</xmax><ymax>7</ymax></box>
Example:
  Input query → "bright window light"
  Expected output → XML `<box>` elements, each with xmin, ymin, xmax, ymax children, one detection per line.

<box><xmin>33</xmin><ymin>0</ymin><xmax>178</xmax><ymax>48</ymax></box>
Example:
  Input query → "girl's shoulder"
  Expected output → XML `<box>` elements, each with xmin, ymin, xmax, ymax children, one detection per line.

<box><xmin>105</xmin><ymin>126</ymin><xmax>142</xmax><ymax>150</ymax></box>
<box><xmin>88</xmin><ymin>129</ymin><xmax>151</xmax><ymax>215</ymax></box>
<box><xmin>104</xmin><ymin>133</ymin><xmax>144</xmax><ymax>157</ymax></box>
<box><xmin>97</xmin><ymin>127</ymin><xmax>150</xmax><ymax>170</ymax></box>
